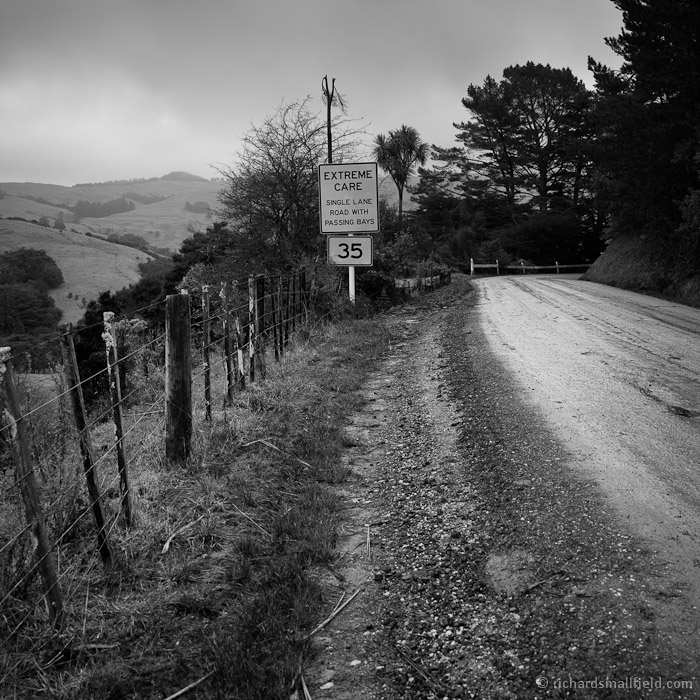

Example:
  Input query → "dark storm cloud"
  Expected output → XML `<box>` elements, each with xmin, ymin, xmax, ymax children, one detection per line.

<box><xmin>0</xmin><ymin>0</ymin><xmax>622</xmax><ymax>184</ymax></box>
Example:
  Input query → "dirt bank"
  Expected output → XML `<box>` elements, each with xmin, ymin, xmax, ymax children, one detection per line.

<box><xmin>583</xmin><ymin>235</ymin><xmax>700</xmax><ymax>309</ymax></box>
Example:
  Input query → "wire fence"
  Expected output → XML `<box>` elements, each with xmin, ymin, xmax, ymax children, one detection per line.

<box><xmin>0</xmin><ymin>270</ymin><xmax>309</xmax><ymax>662</ymax></box>
<box><xmin>0</xmin><ymin>263</ymin><xmax>453</xmax><ymax>690</ymax></box>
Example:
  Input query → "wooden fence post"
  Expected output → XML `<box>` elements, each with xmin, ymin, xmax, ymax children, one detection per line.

<box><xmin>248</xmin><ymin>276</ymin><xmax>256</xmax><ymax>383</ymax></box>
<box><xmin>270</xmin><ymin>276</ymin><xmax>280</xmax><ymax>362</ymax></box>
<box><xmin>220</xmin><ymin>283</ymin><xmax>235</xmax><ymax>405</ymax></box>
<box><xmin>103</xmin><ymin>312</ymin><xmax>132</xmax><ymax>528</ymax></box>
<box><xmin>60</xmin><ymin>328</ymin><xmax>112</xmax><ymax>568</ymax></box>
<box><xmin>0</xmin><ymin>347</ymin><xmax>65</xmax><ymax>629</ymax></box>
<box><xmin>300</xmin><ymin>269</ymin><xmax>307</xmax><ymax>321</ymax></box>
<box><xmin>232</xmin><ymin>280</ymin><xmax>245</xmax><ymax>391</ymax></box>
<box><xmin>276</xmin><ymin>275</ymin><xmax>285</xmax><ymax>358</ymax></box>
<box><xmin>255</xmin><ymin>274</ymin><xmax>266</xmax><ymax>379</ymax></box>
<box><xmin>165</xmin><ymin>292</ymin><xmax>192</xmax><ymax>463</ymax></box>
<box><xmin>290</xmin><ymin>273</ymin><xmax>297</xmax><ymax>334</ymax></box>
<box><xmin>201</xmin><ymin>286</ymin><xmax>212</xmax><ymax>422</ymax></box>
<box><xmin>283</xmin><ymin>274</ymin><xmax>291</xmax><ymax>348</ymax></box>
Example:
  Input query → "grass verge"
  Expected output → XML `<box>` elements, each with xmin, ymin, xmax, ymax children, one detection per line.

<box><xmin>1</xmin><ymin>314</ymin><xmax>390</xmax><ymax>700</ymax></box>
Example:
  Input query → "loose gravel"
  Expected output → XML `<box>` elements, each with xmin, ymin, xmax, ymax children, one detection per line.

<box><xmin>304</xmin><ymin>277</ymin><xmax>698</xmax><ymax>700</ymax></box>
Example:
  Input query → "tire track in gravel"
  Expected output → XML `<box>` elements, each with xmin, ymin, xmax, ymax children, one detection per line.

<box><xmin>303</xmin><ymin>277</ymin><xmax>698</xmax><ymax>699</ymax></box>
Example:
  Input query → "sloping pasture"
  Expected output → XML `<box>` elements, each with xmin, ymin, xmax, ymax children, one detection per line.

<box><xmin>0</xmin><ymin>221</ymin><xmax>149</xmax><ymax>324</ymax></box>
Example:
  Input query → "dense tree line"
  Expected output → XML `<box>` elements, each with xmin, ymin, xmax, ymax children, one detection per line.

<box><xmin>409</xmin><ymin>0</ymin><xmax>699</xmax><ymax>270</ymax></box>
<box><xmin>0</xmin><ymin>284</ymin><xmax>62</xmax><ymax>335</ymax></box>
<box><xmin>71</xmin><ymin>196</ymin><xmax>135</xmax><ymax>221</ymax></box>
<box><xmin>184</xmin><ymin>200</ymin><xmax>211</xmax><ymax>214</ymax></box>
<box><xmin>125</xmin><ymin>192</ymin><xmax>171</xmax><ymax>205</ymax></box>
<box><xmin>409</xmin><ymin>63</ymin><xmax>603</xmax><ymax>266</ymax></box>
<box><xmin>0</xmin><ymin>247</ymin><xmax>64</xmax><ymax>292</ymax></box>
<box><xmin>72</xmin><ymin>172</ymin><xmax>207</xmax><ymax>188</ymax></box>
<box><xmin>0</xmin><ymin>248</ymin><xmax>64</xmax><ymax>369</ymax></box>
<box><xmin>589</xmin><ymin>0</ymin><xmax>700</xmax><ymax>254</ymax></box>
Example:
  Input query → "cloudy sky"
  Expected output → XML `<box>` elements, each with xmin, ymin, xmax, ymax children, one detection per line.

<box><xmin>1</xmin><ymin>0</ymin><xmax>623</xmax><ymax>186</ymax></box>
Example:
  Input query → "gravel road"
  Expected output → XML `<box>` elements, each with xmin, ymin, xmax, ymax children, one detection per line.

<box><xmin>304</xmin><ymin>275</ymin><xmax>700</xmax><ymax>699</ymax></box>
<box><xmin>472</xmin><ymin>275</ymin><xmax>700</xmax><ymax>633</ymax></box>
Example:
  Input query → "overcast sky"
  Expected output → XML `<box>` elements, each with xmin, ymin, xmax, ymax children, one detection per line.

<box><xmin>0</xmin><ymin>0</ymin><xmax>624</xmax><ymax>186</ymax></box>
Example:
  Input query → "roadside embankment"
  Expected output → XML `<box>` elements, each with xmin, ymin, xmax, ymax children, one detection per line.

<box><xmin>583</xmin><ymin>235</ymin><xmax>700</xmax><ymax>308</ymax></box>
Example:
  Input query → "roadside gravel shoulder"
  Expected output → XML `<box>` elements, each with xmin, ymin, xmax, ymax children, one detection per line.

<box><xmin>303</xmin><ymin>277</ymin><xmax>698</xmax><ymax>699</ymax></box>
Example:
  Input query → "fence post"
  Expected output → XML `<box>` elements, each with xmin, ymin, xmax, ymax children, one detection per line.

<box><xmin>470</xmin><ymin>258</ymin><xmax>474</xmax><ymax>275</ymax></box>
<box><xmin>103</xmin><ymin>312</ymin><xmax>132</xmax><ymax>528</ymax></box>
<box><xmin>248</xmin><ymin>276</ymin><xmax>256</xmax><ymax>383</ymax></box>
<box><xmin>220</xmin><ymin>283</ymin><xmax>235</xmax><ymax>405</ymax></box>
<box><xmin>300</xmin><ymin>268</ymin><xmax>307</xmax><ymax>321</ymax></box>
<box><xmin>276</xmin><ymin>275</ymin><xmax>285</xmax><ymax>358</ymax></box>
<box><xmin>496</xmin><ymin>259</ymin><xmax>500</xmax><ymax>275</ymax></box>
<box><xmin>0</xmin><ymin>347</ymin><xmax>65</xmax><ymax>629</ymax></box>
<box><xmin>283</xmin><ymin>274</ymin><xmax>291</xmax><ymax>348</ymax></box>
<box><xmin>255</xmin><ymin>274</ymin><xmax>266</xmax><ymax>379</ymax></box>
<box><xmin>232</xmin><ymin>280</ymin><xmax>245</xmax><ymax>391</ymax></box>
<box><xmin>291</xmin><ymin>273</ymin><xmax>298</xmax><ymax>334</ymax></box>
<box><xmin>165</xmin><ymin>292</ymin><xmax>192</xmax><ymax>463</ymax></box>
<box><xmin>270</xmin><ymin>276</ymin><xmax>280</xmax><ymax>362</ymax></box>
<box><xmin>201</xmin><ymin>286</ymin><xmax>212</xmax><ymax>422</ymax></box>
<box><xmin>60</xmin><ymin>328</ymin><xmax>112</xmax><ymax>568</ymax></box>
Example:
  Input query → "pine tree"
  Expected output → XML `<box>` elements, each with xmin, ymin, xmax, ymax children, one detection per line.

<box><xmin>457</xmin><ymin>63</ymin><xmax>593</xmax><ymax>216</ymax></box>
<box><xmin>588</xmin><ymin>0</ymin><xmax>700</xmax><ymax>242</ymax></box>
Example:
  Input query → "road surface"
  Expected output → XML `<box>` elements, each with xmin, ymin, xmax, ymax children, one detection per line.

<box><xmin>305</xmin><ymin>277</ymin><xmax>700</xmax><ymax>697</ymax></box>
<box><xmin>473</xmin><ymin>274</ymin><xmax>700</xmax><ymax>610</ymax></box>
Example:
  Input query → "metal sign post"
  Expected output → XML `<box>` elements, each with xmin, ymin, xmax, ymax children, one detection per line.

<box><xmin>318</xmin><ymin>163</ymin><xmax>379</xmax><ymax>302</ymax></box>
<box><xmin>349</xmin><ymin>240</ymin><xmax>356</xmax><ymax>302</ymax></box>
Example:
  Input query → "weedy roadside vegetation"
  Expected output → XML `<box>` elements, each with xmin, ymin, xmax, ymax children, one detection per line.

<box><xmin>1</xmin><ymin>313</ymin><xmax>391</xmax><ymax>699</ymax></box>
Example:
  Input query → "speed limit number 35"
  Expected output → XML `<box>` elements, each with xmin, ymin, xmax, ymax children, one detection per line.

<box><xmin>327</xmin><ymin>235</ymin><xmax>373</xmax><ymax>267</ymax></box>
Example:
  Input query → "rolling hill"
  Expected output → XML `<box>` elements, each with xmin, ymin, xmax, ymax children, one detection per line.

<box><xmin>0</xmin><ymin>172</ymin><xmax>223</xmax><ymax>324</ymax></box>
<box><xmin>0</xmin><ymin>220</ymin><xmax>150</xmax><ymax>323</ymax></box>
<box><xmin>0</xmin><ymin>171</ymin><xmax>406</xmax><ymax>255</ymax></box>
<box><xmin>0</xmin><ymin>172</ymin><xmax>222</xmax><ymax>254</ymax></box>
<box><xmin>0</xmin><ymin>170</ymin><xmax>407</xmax><ymax>325</ymax></box>
<box><xmin>0</xmin><ymin>220</ymin><xmax>151</xmax><ymax>324</ymax></box>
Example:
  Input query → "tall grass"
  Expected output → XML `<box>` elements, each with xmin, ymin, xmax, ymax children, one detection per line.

<box><xmin>1</xmin><ymin>314</ymin><xmax>390</xmax><ymax>699</ymax></box>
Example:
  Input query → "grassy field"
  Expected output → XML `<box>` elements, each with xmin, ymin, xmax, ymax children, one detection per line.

<box><xmin>0</xmin><ymin>220</ymin><xmax>149</xmax><ymax>324</ymax></box>
<box><xmin>0</xmin><ymin>175</ymin><xmax>221</xmax><ymax>253</ymax></box>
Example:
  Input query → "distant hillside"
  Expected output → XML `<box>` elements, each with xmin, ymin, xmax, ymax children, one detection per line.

<box><xmin>73</xmin><ymin>171</ymin><xmax>210</xmax><ymax>187</ymax></box>
<box><xmin>0</xmin><ymin>172</ymin><xmax>221</xmax><ymax>253</ymax></box>
<box><xmin>0</xmin><ymin>169</ymin><xmax>420</xmax><ymax>332</ymax></box>
<box><xmin>0</xmin><ymin>220</ymin><xmax>150</xmax><ymax>324</ymax></box>
<box><xmin>0</xmin><ymin>170</ymin><xmax>413</xmax><ymax>258</ymax></box>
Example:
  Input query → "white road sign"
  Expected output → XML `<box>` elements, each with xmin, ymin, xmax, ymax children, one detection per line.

<box><xmin>319</xmin><ymin>163</ymin><xmax>380</xmax><ymax>234</ymax></box>
<box><xmin>327</xmin><ymin>235</ymin><xmax>373</xmax><ymax>266</ymax></box>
